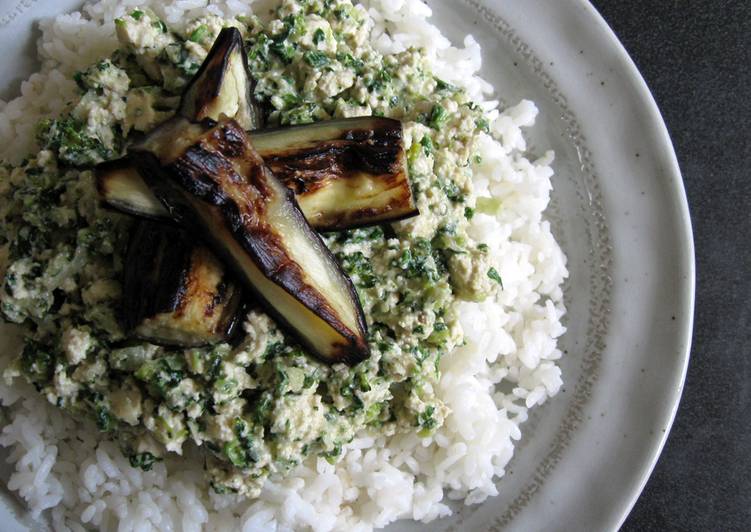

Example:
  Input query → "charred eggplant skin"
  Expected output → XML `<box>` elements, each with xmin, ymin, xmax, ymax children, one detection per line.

<box><xmin>123</xmin><ymin>220</ymin><xmax>243</xmax><ymax>347</ymax></box>
<box><xmin>131</xmin><ymin>118</ymin><xmax>369</xmax><ymax>364</ymax></box>
<box><xmin>179</xmin><ymin>27</ymin><xmax>263</xmax><ymax>131</ymax></box>
<box><xmin>97</xmin><ymin>117</ymin><xmax>417</xmax><ymax>230</ymax></box>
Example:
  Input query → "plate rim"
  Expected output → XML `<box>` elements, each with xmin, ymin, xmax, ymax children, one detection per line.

<box><xmin>579</xmin><ymin>1</ymin><xmax>696</xmax><ymax>527</ymax></box>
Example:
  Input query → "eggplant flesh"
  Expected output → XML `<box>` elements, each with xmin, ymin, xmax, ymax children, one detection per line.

<box><xmin>123</xmin><ymin>220</ymin><xmax>243</xmax><ymax>347</ymax></box>
<box><xmin>131</xmin><ymin>117</ymin><xmax>369</xmax><ymax>364</ymax></box>
<box><xmin>179</xmin><ymin>27</ymin><xmax>263</xmax><ymax>131</ymax></box>
<box><xmin>97</xmin><ymin>117</ymin><xmax>417</xmax><ymax>231</ymax></box>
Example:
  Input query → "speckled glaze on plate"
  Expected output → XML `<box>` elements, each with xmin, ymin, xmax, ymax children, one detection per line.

<box><xmin>0</xmin><ymin>0</ymin><xmax>694</xmax><ymax>530</ymax></box>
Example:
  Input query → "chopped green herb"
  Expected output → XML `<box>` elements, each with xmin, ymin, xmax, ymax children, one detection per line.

<box><xmin>281</xmin><ymin>102</ymin><xmax>323</xmax><ymax>125</ymax></box>
<box><xmin>412</xmin><ymin>345</ymin><xmax>430</xmax><ymax>364</ymax></box>
<box><xmin>263</xmin><ymin>342</ymin><xmax>285</xmax><ymax>360</ymax></box>
<box><xmin>37</xmin><ymin>115</ymin><xmax>113</xmax><ymax>167</ymax></box>
<box><xmin>303</xmin><ymin>50</ymin><xmax>330</xmax><ymax>68</ymax></box>
<box><xmin>365</xmin><ymin>402</ymin><xmax>383</xmax><ymax>424</ymax></box>
<box><xmin>189</xmin><ymin>25</ymin><xmax>210</xmax><ymax>43</ymax></box>
<box><xmin>334</xmin><ymin>226</ymin><xmax>384</xmax><ymax>246</ymax></box>
<box><xmin>435</xmin><ymin>78</ymin><xmax>458</xmax><ymax>92</ymax></box>
<box><xmin>338</xmin><ymin>251</ymin><xmax>377</xmax><ymax>288</ymax></box>
<box><xmin>210</xmin><ymin>482</ymin><xmax>238</xmax><ymax>495</ymax></box>
<box><xmin>420</xmin><ymin>135</ymin><xmax>433</xmax><ymax>156</ymax></box>
<box><xmin>427</xmin><ymin>321</ymin><xmax>450</xmax><ymax>346</ymax></box>
<box><xmin>442</xmin><ymin>179</ymin><xmax>464</xmax><ymax>203</ymax></box>
<box><xmin>281</xmin><ymin>92</ymin><xmax>301</xmax><ymax>107</ymax></box>
<box><xmin>487</xmin><ymin>267</ymin><xmax>504</xmax><ymax>289</ymax></box>
<box><xmin>324</xmin><ymin>443</ymin><xmax>342</xmax><ymax>465</ymax></box>
<box><xmin>20</xmin><ymin>340</ymin><xmax>54</xmax><ymax>384</ymax></box>
<box><xmin>356</xmin><ymin>372</ymin><xmax>371</xmax><ymax>392</ymax></box>
<box><xmin>224</xmin><ymin>441</ymin><xmax>245</xmax><ymax>467</ymax></box>
<box><xmin>135</xmin><ymin>355</ymin><xmax>186</xmax><ymax>397</ymax></box>
<box><xmin>153</xmin><ymin>19</ymin><xmax>167</xmax><ymax>33</ymax></box>
<box><xmin>336</xmin><ymin>52</ymin><xmax>364</xmax><ymax>72</ymax></box>
<box><xmin>247</xmin><ymin>33</ymin><xmax>271</xmax><ymax>64</ymax></box>
<box><xmin>252</xmin><ymin>392</ymin><xmax>273</xmax><ymax>424</ymax></box>
<box><xmin>428</xmin><ymin>104</ymin><xmax>449</xmax><ymax>129</ymax></box>
<box><xmin>418</xmin><ymin>405</ymin><xmax>437</xmax><ymax>431</ymax></box>
<box><xmin>275</xmin><ymin>13</ymin><xmax>306</xmax><ymax>43</ymax></box>
<box><xmin>95</xmin><ymin>404</ymin><xmax>115</xmax><ymax>432</ymax></box>
<box><xmin>391</xmin><ymin>239</ymin><xmax>441</xmax><ymax>282</ymax></box>
<box><xmin>129</xmin><ymin>452</ymin><xmax>160</xmax><ymax>471</ymax></box>
<box><xmin>313</xmin><ymin>28</ymin><xmax>326</xmax><ymax>45</ymax></box>
<box><xmin>270</xmin><ymin>41</ymin><xmax>295</xmax><ymax>64</ymax></box>
<box><xmin>367</xmin><ymin>69</ymin><xmax>392</xmax><ymax>91</ymax></box>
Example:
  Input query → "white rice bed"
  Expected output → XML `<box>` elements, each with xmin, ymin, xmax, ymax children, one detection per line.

<box><xmin>0</xmin><ymin>0</ymin><xmax>568</xmax><ymax>530</ymax></box>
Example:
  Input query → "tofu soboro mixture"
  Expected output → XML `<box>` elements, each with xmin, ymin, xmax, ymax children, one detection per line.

<box><xmin>0</xmin><ymin>0</ymin><xmax>503</xmax><ymax>497</ymax></box>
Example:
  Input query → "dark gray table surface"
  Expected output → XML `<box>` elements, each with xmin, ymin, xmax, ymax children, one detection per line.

<box><xmin>588</xmin><ymin>2</ymin><xmax>751</xmax><ymax>531</ymax></box>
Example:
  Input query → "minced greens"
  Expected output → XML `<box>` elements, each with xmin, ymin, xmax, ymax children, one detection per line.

<box><xmin>0</xmin><ymin>0</ymin><xmax>500</xmax><ymax>497</ymax></box>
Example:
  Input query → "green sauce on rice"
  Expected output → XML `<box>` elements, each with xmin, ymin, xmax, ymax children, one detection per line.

<box><xmin>0</xmin><ymin>0</ymin><xmax>502</xmax><ymax>497</ymax></box>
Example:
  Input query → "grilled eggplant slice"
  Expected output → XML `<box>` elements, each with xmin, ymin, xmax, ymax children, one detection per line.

<box><xmin>254</xmin><ymin>117</ymin><xmax>415</xmax><ymax>230</ymax></box>
<box><xmin>97</xmin><ymin>117</ymin><xmax>416</xmax><ymax>230</ymax></box>
<box><xmin>179</xmin><ymin>27</ymin><xmax>262</xmax><ymax>131</ymax></box>
<box><xmin>131</xmin><ymin>117</ymin><xmax>369</xmax><ymax>364</ymax></box>
<box><xmin>123</xmin><ymin>220</ymin><xmax>243</xmax><ymax>347</ymax></box>
<box><xmin>96</xmin><ymin>158</ymin><xmax>170</xmax><ymax>219</ymax></box>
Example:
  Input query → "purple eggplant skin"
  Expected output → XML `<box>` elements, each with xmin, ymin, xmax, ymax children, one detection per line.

<box><xmin>179</xmin><ymin>27</ymin><xmax>263</xmax><ymax>131</ymax></box>
<box><xmin>130</xmin><ymin>117</ymin><xmax>369</xmax><ymax>365</ymax></box>
<box><xmin>123</xmin><ymin>220</ymin><xmax>244</xmax><ymax>347</ymax></box>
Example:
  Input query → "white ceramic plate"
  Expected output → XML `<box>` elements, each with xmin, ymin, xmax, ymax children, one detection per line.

<box><xmin>0</xmin><ymin>0</ymin><xmax>694</xmax><ymax>530</ymax></box>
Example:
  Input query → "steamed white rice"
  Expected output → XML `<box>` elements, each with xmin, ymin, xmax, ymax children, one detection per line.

<box><xmin>0</xmin><ymin>0</ymin><xmax>568</xmax><ymax>530</ymax></box>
